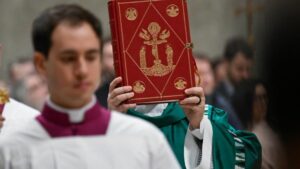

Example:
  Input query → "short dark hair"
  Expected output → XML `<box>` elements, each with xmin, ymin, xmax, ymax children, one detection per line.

<box><xmin>32</xmin><ymin>4</ymin><xmax>103</xmax><ymax>58</ymax></box>
<box><xmin>223</xmin><ymin>37</ymin><xmax>253</xmax><ymax>61</ymax></box>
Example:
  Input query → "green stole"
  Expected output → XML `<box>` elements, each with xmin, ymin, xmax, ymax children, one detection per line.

<box><xmin>128</xmin><ymin>103</ymin><xmax>262</xmax><ymax>169</ymax></box>
<box><xmin>208</xmin><ymin>106</ymin><xmax>262</xmax><ymax>169</ymax></box>
<box><xmin>127</xmin><ymin>102</ymin><xmax>188</xmax><ymax>169</ymax></box>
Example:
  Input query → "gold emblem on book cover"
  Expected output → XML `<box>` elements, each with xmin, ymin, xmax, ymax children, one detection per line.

<box><xmin>133</xmin><ymin>81</ymin><xmax>145</xmax><ymax>93</ymax></box>
<box><xmin>166</xmin><ymin>4</ymin><xmax>179</xmax><ymax>17</ymax></box>
<box><xmin>125</xmin><ymin>8</ymin><xmax>138</xmax><ymax>21</ymax></box>
<box><xmin>139</xmin><ymin>22</ymin><xmax>175</xmax><ymax>77</ymax></box>
<box><xmin>174</xmin><ymin>78</ymin><xmax>187</xmax><ymax>90</ymax></box>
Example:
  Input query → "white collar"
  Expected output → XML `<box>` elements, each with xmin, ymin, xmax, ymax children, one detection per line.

<box><xmin>46</xmin><ymin>96</ymin><xmax>96</xmax><ymax>123</ymax></box>
<box><xmin>134</xmin><ymin>103</ymin><xmax>168</xmax><ymax>117</ymax></box>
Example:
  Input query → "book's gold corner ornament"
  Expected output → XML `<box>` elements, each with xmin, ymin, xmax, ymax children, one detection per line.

<box><xmin>174</xmin><ymin>77</ymin><xmax>187</xmax><ymax>90</ymax></box>
<box><xmin>166</xmin><ymin>4</ymin><xmax>179</xmax><ymax>17</ymax></box>
<box><xmin>125</xmin><ymin>8</ymin><xmax>138</xmax><ymax>21</ymax></box>
<box><xmin>139</xmin><ymin>22</ymin><xmax>175</xmax><ymax>77</ymax></box>
<box><xmin>133</xmin><ymin>81</ymin><xmax>146</xmax><ymax>94</ymax></box>
<box><xmin>185</xmin><ymin>42</ymin><xmax>193</xmax><ymax>49</ymax></box>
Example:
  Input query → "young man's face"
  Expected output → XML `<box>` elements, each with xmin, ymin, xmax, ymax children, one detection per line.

<box><xmin>36</xmin><ymin>22</ymin><xmax>101</xmax><ymax>108</ymax></box>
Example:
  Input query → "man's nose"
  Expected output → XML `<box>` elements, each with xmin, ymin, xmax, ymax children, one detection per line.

<box><xmin>75</xmin><ymin>58</ymin><xmax>88</xmax><ymax>77</ymax></box>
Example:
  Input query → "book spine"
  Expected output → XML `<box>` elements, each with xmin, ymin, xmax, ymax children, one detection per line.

<box><xmin>108</xmin><ymin>0</ymin><xmax>123</xmax><ymax>82</ymax></box>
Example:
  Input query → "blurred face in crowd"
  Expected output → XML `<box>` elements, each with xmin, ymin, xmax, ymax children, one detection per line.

<box><xmin>11</xmin><ymin>62</ymin><xmax>35</xmax><ymax>83</ymax></box>
<box><xmin>102</xmin><ymin>41</ymin><xmax>114</xmax><ymax>77</ymax></box>
<box><xmin>252</xmin><ymin>83</ymin><xmax>268</xmax><ymax>123</ymax></box>
<box><xmin>35</xmin><ymin>22</ymin><xmax>102</xmax><ymax>108</ymax></box>
<box><xmin>228</xmin><ymin>52</ymin><xmax>253</xmax><ymax>86</ymax></box>
<box><xmin>214</xmin><ymin>60</ymin><xmax>227</xmax><ymax>85</ymax></box>
<box><xmin>23</xmin><ymin>74</ymin><xmax>48</xmax><ymax>111</ymax></box>
<box><xmin>195</xmin><ymin>59</ymin><xmax>215</xmax><ymax>95</ymax></box>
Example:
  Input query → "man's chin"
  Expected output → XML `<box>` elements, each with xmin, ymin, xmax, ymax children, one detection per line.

<box><xmin>69</xmin><ymin>93</ymin><xmax>93</xmax><ymax>103</ymax></box>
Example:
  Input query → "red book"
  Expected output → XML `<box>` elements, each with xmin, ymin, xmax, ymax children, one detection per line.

<box><xmin>108</xmin><ymin>0</ymin><xmax>196</xmax><ymax>104</ymax></box>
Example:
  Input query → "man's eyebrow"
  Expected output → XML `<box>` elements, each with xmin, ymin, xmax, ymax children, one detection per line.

<box><xmin>86</xmin><ymin>49</ymin><xmax>101</xmax><ymax>54</ymax></box>
<box><xmin>60</xmin><ymin>50</ymin><xmax>77</xmax><ymax>55</ymax></box>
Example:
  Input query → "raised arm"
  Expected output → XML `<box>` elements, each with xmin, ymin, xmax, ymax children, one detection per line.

<box><xmin>179</xmin><ymin>86</ymin><xmax>205</xmax><ymax>129</ymax></box>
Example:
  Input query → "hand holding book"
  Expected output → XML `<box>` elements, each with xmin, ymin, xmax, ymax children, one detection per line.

<box><xmin>108</xmin><ymin>77</ymin><xmax>136</xmax><ymax>113</ymax></box>
<box><xmin>108</xmin><ymin>75</ymin><xmax>205</xmax><ymax>129</ymax></box>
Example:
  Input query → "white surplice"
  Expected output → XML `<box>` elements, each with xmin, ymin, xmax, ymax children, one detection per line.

<box><xmin>6</xmin><ymin>135</ymin><xmax>179</xmax><ymax>169</ymax></box>
<box><xmin>0</xmin><ymin>98</ymin><xmax>40</xmax><ymax>136</ymax></box>
<box><xmin>0</xmin><ymin>98</ymin><xmax>180</xmax><ymax>169</ymax></box>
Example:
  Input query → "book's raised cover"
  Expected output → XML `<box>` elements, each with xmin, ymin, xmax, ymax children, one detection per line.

<box><xmin>108</xmin><ymin>0</ymin><xmax>195</xmax><ymax>104</ymax></box>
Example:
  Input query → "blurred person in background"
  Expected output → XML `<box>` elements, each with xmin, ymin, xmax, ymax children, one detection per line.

<box><xmin>212</xmin><ymin>57</ymin><xmax>227</xmax><ymax>87</ymax></box>
<box><xmin>95</xmin><ymin>38</ymin><xmax>114</xmax><ymax>108</ymax></box>
<box><xmin>100</xmin><ymin>38</ymin><xmax>114</xmax><ymax>84</ymax></box>
<box><xmin>212</xmin><ymin>37</ymin><xmax>254</xmax><ymax>129</ymax></box>
<box><xmin>232</xmin><ymin>79</ymin><xmax>287</xmax><ymax>169</ymax></box>
<box><xmin>0</xmin><ymin>44</ymin><xmax>39</xmax><ymax>136</ymax></box>
<box><xmin>12</xmin><ymin>72</ymin><xmax>48</xmax><ymax>111</ymax></box>
<box><xmin>193</xmin><ymin>53</ymin><xmax>216</xmax><ymax>104</ymax></box>
<box><xmin>8</xmin><ymin>57</ymin><xmax>35</xmax><ymax>87</ymax></box>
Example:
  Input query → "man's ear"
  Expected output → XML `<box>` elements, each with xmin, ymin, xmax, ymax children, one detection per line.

<box><xmin>34</xmin><ymin>52</ymin><xmax>47</xmax><ymax>76</ymax></box>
